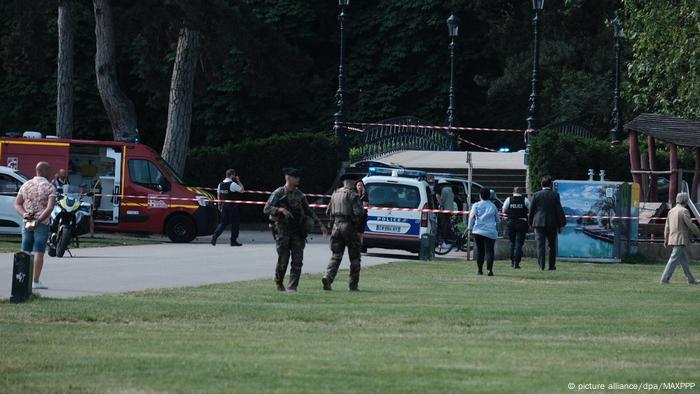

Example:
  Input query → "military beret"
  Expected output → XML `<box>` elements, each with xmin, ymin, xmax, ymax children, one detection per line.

<box><xmin>339</xmin><ymin>173</ymin><xmax>362</xmax><ymax>182</ymax></box>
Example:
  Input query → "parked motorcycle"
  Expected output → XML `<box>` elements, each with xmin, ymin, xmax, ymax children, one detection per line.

<box><xmin>47</xmin><ymin>185</ymin><xmax>92</xmax><ymax>258</ymax></box>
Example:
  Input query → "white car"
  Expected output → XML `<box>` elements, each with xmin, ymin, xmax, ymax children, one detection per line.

<box><xmin>0</xmin><ymin>166</ymin><xmax>29</xmax><ymax>234</ymax></box>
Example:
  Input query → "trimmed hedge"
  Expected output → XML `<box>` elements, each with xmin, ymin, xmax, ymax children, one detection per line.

<box><xmin>184</xmin><ymin>132</ymin><xmax>341</xmax><ymax>221</ymax></box>
<box><xmin>528</xmin><ymin>130</ymin><xmax>631</xmax><ymax>192</ymax></box>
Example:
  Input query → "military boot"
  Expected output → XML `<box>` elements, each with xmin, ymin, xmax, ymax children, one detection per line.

<box><xmin>274</xmin><ymin>264</ymin><xmax>287</xmax><ymax>291</ymax></box>
<box><xmin>321</xmin><ymin>276</ymin><xmax>332</xmax><ymax>291</ymax></box>
<box><xmin>287</xmin><ymin>274</ymin><xmax>300</xmax><ymax>292</ymax></box>
<box><xmin>348</xmin><ymin>261</ymin><xmax>361</xmax><ymax>291</ymax></box>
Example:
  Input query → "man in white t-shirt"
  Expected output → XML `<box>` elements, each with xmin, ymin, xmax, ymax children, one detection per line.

<box><xmin>211</xmin><ymin>169</ymin><xmax>245</xmax><ymax>246</ymax></box>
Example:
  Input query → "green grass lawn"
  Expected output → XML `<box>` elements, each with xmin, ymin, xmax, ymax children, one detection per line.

<box><xmin>0</xmin><ymin>234</ymin><xmax>160</xmax><ymax>253</ymax></box>
<box><xmin>1</xmin><ymin>259</ymin><xmax>699</xmax><ymax>393</ymax></box>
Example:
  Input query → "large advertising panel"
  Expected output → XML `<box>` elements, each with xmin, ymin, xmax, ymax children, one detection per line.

<box><xmin>554</xmin><ymin>181</ymin><xmax>638</xmax><ymax>262</ymax></box>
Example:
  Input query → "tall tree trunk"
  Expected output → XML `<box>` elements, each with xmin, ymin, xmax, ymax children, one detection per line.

<box><xmin>161</xmin><ymin>27</ymin><xmax>202</xmax><ymax>177</ymax></box>
<box><xmin>57</xmin><ymin>0</ymin><xmax>74</xmax><ymax>139</ymax></box>
<box><xmin>692</xmin><ymin>148</ymin><xmax>700</xmax><ymax>203</ymax></box>
<box><xmin>93</xmin><ymin>0</ymin><xmax>138</xmax><ymax>141</ymax></box>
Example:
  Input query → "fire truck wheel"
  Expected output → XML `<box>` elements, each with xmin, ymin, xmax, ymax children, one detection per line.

<box><xmin>165</xmin><ymin>215</ymin><xmax>196</xmax><ymax>243</ymax></box>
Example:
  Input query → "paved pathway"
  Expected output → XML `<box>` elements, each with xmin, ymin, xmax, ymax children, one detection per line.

<box><xmin>2</xmin><ymin>231</ymin><xmax>462</xmax><ymax>299</ymax></box>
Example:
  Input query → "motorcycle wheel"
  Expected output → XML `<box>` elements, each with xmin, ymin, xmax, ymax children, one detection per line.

<box><xmin>47</xmin><ymin>232</ymin><xmax>57</xmax><ymax>257</ymax></box>
<box><xmin>56</xmin><ymin>227</ymin><xmax>72</xmax><ymax>258</ymax></box>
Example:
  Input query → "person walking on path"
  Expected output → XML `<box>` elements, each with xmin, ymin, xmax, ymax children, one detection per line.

<box><xmin>503</xmin><ymin>186</ymin><xmax>530</xmax><ymax>269</ymax></box>
<box><xmin>322</xmin><ymin>174</ymin><xmax>365</xmax><ymax>291</ymax></box>
<box><xmin>211</xmin><ymin>169</ymin><xmax>245</xmax><ymax>246</ymax></box>
<box><xmin>264</xmin><ymin>168</ymin><xmax>328</xmax><ymax>292</ymax></box>
<box><xmin>528</xmin><ymin>175</ymin><xmax>566</xmax><ymax>271</ymax></box>
<box><xmin>660</xmin><ymin>192</ymin><xmax>700</xmax><ymax>285</ymax></box>
<box><xmin>14</xmin><ymin>162</ymin><xmax>56</xmax><ymax>290</ymax></box>
<box><xmin>468</xmin><ymin>188</ymin><xmax>500</xmax><ymax>276</ymax></box>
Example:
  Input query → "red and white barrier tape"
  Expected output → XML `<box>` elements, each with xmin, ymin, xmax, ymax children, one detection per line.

<box><xmin>193</xmin><ymin>187</ymin><xmax>332</xmax><ymax>198</ymax></box>
<box><xmin>103</xmin><ymin>193</ymin><xmax>469</xmax><ymax>214</ymax></box>
<box><xmin>3</xmin><ymin>191</ymin><xmax>697</xmax><ymax>221</ymax></box>
<box><xmin>457</xmin><ymin>137</ymin><xmax>498</xmax><ymax>152</ymax></box>
<box><xmin>76</xmin><ymin>193</ymin><xmax>685</xmax><ymax>220</ymax></box>
<box><xmin>367</xmin><ymin>206</ymin><xmax>467</xmax><ymax>215</ymax></box>
<box><xmin>345</xmin><ymin>122</ymin><xmax>524</xmax><ymax>133</ymax></box>
<box><xmin>564</xmin><ymin>215</ymin><xmax>637</xmax><ymax>220</ymax></box>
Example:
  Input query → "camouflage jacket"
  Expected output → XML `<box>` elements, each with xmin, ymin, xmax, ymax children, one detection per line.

<box><xmin>264</xmin><ymin>186</ymin><xmax>321</xmax><ymax>236</ymax></box>
<box><xmin>326</xmin><ymin>186</ymin><xmax>364</xmax><ymax>228</ymax></box>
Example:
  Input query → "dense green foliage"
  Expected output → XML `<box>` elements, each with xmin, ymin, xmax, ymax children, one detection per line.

<box><xmin>528</xmin><ymin>129</ymin><xmax>631</xmax><ymax>191</ymax></box>
<box><xmin>185</xmin><ymin>131</ymin><xmax>340</xmax><ymax>193</ymax></box>
<box><xmin>1</xmin><ymin>0</ymin><xmax>697</xmax><ymax>182</ymax></box>
<box><xmin>528</xmin><ymin>129</ymin><xmax>698</xmax><ymax>192</ymax></box>
<box><xmin>624</xmin><ymin>0</ymin><xmax>700</xmax><ymax>120</ymax></box>
<box><xmin>3</xmin><ymin>260</ymin><xmax>699</xmax><ymax>392</ymax></box>
<box><xmin>0</xmin><ymin>0</ymin><xmax>627</xmax><ymax>152</ymax></box>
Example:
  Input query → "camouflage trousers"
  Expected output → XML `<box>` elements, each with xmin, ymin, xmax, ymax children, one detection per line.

<box><xmin>324</xmin><ymin>221</ymin><xmax>362</xmax><ymax>290</ymax></box>
<box><xmin>275</xmin><ymin>233</ymin><xmax>306</xmax><ymax>289</ymax></box>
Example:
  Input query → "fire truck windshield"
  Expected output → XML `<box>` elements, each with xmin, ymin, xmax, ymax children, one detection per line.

<box><xmin>158</xmin><ymin>158</ymin><xmax>184</xmax><ymax>185</ymax></box>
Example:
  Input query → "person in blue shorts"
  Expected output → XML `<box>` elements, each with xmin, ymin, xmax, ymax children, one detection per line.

<box><xmin>14</xmin><ymin>162</ymin><xmax>56</xmax><ymax>290</ymax></box>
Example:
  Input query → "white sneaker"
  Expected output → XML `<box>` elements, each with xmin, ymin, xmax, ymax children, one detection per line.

<box><xmin>32</xmin><ymin>281</ymin><xmax>47</xmax><ymax>290</ymax></box>
<box><xmin>440</xmin><ymin>242</ymin><xmax>450</xmax><ymax>249</ymax></box>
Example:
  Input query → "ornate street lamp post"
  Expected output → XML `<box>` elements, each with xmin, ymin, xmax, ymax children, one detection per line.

<box><xmin>524</xmin><ymin>0</ymin><xmax>544</xmax><ymax>192</ymax></box>
<box><xmin>446</xmin><ymin>14</ymin><xmax>459</xmax><ymax>150</ymax></box>
<box><xmin>526</xmin><ymin>0</ymin><xmax>544</xmax><ymax>135</ymax></box>
<box><xmin>610</xmin><ymin>14</ymin><xmax>624</xmax><ymax>144</ymax></box>
<box><xmin>334</xmin><ymin>0</ymin><xmax>350</xmax><ymax>161</ymax></box>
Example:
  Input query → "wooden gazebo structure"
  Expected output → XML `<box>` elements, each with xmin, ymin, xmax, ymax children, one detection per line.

<box><xmin>625</xmin><ymin>113</ymin><xmax>700</xmax><ymax>204</ymax></box>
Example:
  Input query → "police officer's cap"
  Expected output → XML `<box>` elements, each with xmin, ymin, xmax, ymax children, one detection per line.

<box><xmin>339</xmin><ymin>173</ymin><xmax>362</xmax><ymax>182</ymax></box>
<box><xmin>283</xmin><ymin>167</ymin><xmax>302</xmax><ymax>177</ymax></box>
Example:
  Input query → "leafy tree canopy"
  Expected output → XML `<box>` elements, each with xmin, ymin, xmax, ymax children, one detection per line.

<box><xmin>1</xmin><ymin>0</ymin><xmax>692</xmax><ymax>157</ymax></box>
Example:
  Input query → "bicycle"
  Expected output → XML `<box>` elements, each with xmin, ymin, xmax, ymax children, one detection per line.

<box><xmin>434</xmin><ymin>220</ymin><xmax>472</xmax><ymax>255</ymax></box>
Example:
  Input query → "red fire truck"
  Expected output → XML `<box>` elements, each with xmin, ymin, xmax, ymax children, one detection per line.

<box><xmin>0</xmin><ymin>135</ymin><xmax>217</xmax><ymax>243</ymax></box>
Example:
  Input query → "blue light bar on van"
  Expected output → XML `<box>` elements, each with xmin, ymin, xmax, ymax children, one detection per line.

<box><xmin>368</xmin><ymin>167</ymin><xmax>427</xmax><ymax>179</ymax></box>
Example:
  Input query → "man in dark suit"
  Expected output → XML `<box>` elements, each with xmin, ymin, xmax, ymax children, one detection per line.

<box><xmin>528</xmin><ymin>175</ymin><xmax>566</xmax><ymax>271</ymax></box>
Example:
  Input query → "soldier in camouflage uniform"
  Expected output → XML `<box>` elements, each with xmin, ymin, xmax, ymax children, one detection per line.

<box><xmin>322</xmin><ymin>173</ymin><xmax>365</xmax><ymax>291</ymax></box>
<box><xmin>264</xmin><ymin>168</ymin><xmax>328</xmax><ymax>292</ymax></box>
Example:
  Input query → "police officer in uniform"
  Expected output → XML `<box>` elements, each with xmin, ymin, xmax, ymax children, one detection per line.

<box><xmin>211</xmin><ymin>169</ymin><xmax>245</xmax><ymax>246</ymax></box>
<box><xmin>264</xmin><ymin>168</ymin><xmax>328</xmax><ymax>292</ymax></box>
<box><xmin>502</xmin><ymin>186</ymin><xmax>530</xmax><ymax>269</ymax></box>
<box><xmin>322</xmin><ymin>173</ymin><xmax>365</xmax><ymax>291</ymax></box>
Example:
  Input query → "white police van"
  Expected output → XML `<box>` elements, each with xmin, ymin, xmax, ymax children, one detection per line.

<box><xmin>362</xmin><ymin>167</ymin><xmax>437</xmax><ymax>254</ymax></box>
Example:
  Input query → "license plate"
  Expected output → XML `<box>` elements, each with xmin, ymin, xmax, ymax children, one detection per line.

<box><xmin>376</xmin><ymin>224</ymin><xmax>401</xmax><ymax>233</ymax></box>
